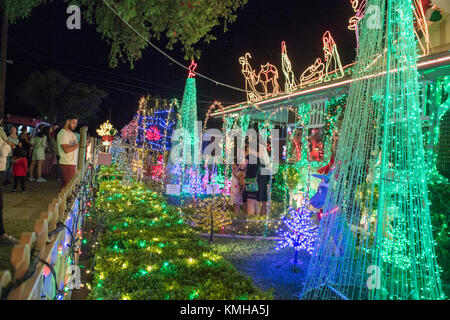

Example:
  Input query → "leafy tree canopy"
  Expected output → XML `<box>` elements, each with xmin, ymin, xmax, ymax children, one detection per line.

<box><xmin>4</xmin><ymin>0</ymin><xmax>48</xmax><ymax>24</ymax></box>
<box><xmin>17</xmin><ymin>69</ymin><xmax>108</xmax><ymax>123</ymax></box>
<box><xmin>5</xmin><ymin>0</ymin><xmax>247</xmax><ymax>67</ymax></box>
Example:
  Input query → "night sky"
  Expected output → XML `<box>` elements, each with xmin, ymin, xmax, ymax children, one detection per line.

<box><xmin>5</xmin><ymin>0</ymin><xmax>357</xmax><ymax>132</ymax></box>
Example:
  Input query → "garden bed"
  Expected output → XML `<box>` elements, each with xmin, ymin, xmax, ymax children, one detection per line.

<box><xmin>83</xmin><ymin>176</ymin><xmax>272</xmax><ymax>300</ymax></box>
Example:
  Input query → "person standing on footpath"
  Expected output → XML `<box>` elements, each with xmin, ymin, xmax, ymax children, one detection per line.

<box><xmin>0</xmin><ymin>137</ymin><xmax>16</xmax><ymax>244</ymax></box>
<box><xmin>19</xmin><ymin>128</ymin><xmax>32</xmax><ymax>164</ymax></box>
<box><xmin>57</xmin><ymin>116</ymin><xmax>79</xmax><ymax>190</ymax></box>
<box><xmin>0</xmin><ymin>138</ymin><xmax>11</xmax><ymax>187</ymax></box>
<box><xmin>4</xmin><ymin>126</ymin><xmax>20</xmax><ymax>186</ymax></box>
<box><xmin>29</xmin><ymin>126</ymin><xmax>49</xmax><ymax>182</ymax></box>
<box><xmin>43</xmin><ymin>126</ymin><xmax>56</xmax><ymax>176</ymax></box>
<box><xmin>11</xmin><ymin>148</ymin><xmax>28</xmax><ymax>193</ymax></box>
<box><xmin>52</xmin><ymin>127</ymin><xmax>62</xmax><ymax>182</ymax></box>
<box><xmin>0</xmin><ymin>118</ymin><xmax>8</xmax><ymax>143</ymax></box>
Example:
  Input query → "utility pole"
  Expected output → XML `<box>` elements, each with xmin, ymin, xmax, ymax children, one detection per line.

<box><xmin>0</xmin><ymin>2</ymin><xmax>8</xmax><ymax>118</ymax></box>
<box><xmin>78</xmin><ymin>126</ymin><xmax>88</xmax><ymax>175</ymax></box>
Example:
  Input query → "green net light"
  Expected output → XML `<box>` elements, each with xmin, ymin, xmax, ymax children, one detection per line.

<box><xmin>302</xmin><ymin>0</ymin><xmax>445</xmax><ymax>300</ymax></box>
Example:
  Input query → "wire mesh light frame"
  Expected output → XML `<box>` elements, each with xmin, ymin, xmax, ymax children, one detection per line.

<box><xmin>301</xmin><ymin>0</ymin><xmax>445</xmax><ymax>300</ymax></box>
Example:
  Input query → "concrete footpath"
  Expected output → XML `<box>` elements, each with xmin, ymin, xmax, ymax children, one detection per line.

<box><xmin>0</xmin><ymin>174</ymin><xmax>60</xmax><ymax>272</ymax></box>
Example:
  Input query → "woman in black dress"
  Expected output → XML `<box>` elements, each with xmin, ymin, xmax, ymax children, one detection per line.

<box><xmin>244</xmin><ymin>147</ymin><xmax>260</xmax><ymax>215</ymax></box>
<box><xmin>19</xmin><ymin>128</ymin><xmax>32</xmax><ymax>164</ymax></box>
<box><xmin>256</xmin><ymin>136</ymin><xmax>272</xmax><ymax>216</ymax></box>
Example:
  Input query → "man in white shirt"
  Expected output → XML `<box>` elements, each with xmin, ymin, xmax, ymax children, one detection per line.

<box><xmin>57</xmin><ymin>116</ymin><xmax>79</xmax><ymax>190</ymax></box>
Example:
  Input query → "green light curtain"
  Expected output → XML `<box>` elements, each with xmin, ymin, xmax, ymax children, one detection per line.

<box><xmin>302</xmin><ymin>0</ymin><xmax>445</xmax><ymax>300</ymax></box>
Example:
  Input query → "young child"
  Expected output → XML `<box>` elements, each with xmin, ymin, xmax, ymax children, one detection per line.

<box><xmin>12</xmin><ymin>148</ymin><xmax>28</xmax><ymax>193</ymax></box>
<box><xmin>231</xmin><ymin>163</ymin><xmax>246</xmax><ymax>215</ymax></box>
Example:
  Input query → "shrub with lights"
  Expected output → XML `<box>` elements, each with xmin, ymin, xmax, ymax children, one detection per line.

<box><xmin>184</xmin><ymin>197</ymin><xmax>232</xmax><ymax>244</ymax></box>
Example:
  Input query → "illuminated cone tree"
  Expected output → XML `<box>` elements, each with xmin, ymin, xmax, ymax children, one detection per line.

<box><xmin>167</xmin><ymin>61</ymin><xmax>203</xmax><ymax>195</ymax></box>
<box><xmin>302</xmin><ymin>0</ymin><xmax>445</xmax><ymax>300</ymax></box>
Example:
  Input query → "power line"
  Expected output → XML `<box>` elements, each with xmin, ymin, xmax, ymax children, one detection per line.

<box><xmin>101</xmin><ymin>0</ymin><xmax>249</xmax><ymax>94</ymax></box>
<box><xmin>9</xmin><ymin>47</ymin><xmax>240</xmax><ymax>104</ymax></box>
<box><xmin>8</xmin><ymin>46</ymin><xmax>184</xmax><ymax>92</ymax></box>
<box><xmin>11</xmin><ymin>57</ymin><xmax>229</xmax><ymax>110</ymax></box>
<box><xmin>10</xmin><ymin>57</ymin><xmax>156</xmax><ymax>98</ymax></box>
<box><xmin>64</xmin><ymin>75</ymin><xmax>213</xmax><ymax>111</ymax></box>
<box><xmin>10</xmin><ymin>58</ymin><xmax>213</xmax><ymax>112</ymax></box>
<box><xmin>65</xmin><ymin>70</ymin><xmax>183</xmax><ymax>98</ymax></box>
<box><xmin>65</xmin><ymin>70</ymin><xmax>238</xmax><ymax>104</ymax></box>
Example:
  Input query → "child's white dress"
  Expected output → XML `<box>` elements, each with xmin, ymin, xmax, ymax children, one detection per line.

<box><xmin>230</xmin><ymin>165</ymin><xmax>245</xmax><ymax>205</ymax></box>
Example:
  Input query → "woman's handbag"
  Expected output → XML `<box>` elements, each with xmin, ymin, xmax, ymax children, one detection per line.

<box><xmin>245</xmin><ymin>166</ymin><xmax>260</xmax><ymax>192</ymax></box>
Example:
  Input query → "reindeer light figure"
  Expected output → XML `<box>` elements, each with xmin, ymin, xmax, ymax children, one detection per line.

<box><xmin>281</xmin><ymin>41</ymin><xmax>298</xmax><ymax>93</ymax></box>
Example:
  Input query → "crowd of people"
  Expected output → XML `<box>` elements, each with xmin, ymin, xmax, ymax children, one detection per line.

<box><xmin>0</xmin><ymin>116</ymin><xmax>80</xmax><ymax>245</ymax></box>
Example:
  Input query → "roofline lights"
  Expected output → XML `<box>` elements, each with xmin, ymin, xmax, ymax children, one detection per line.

<box><xmin>212</xmin><ymin>54</ymin><xmax>450</xmax><ymax>117</ymax></box>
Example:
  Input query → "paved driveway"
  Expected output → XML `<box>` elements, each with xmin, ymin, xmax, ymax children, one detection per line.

<box><xmin>0</xmin><ymin>175</ymin><xmax>59</xmax><ymax>272</ymax></box>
